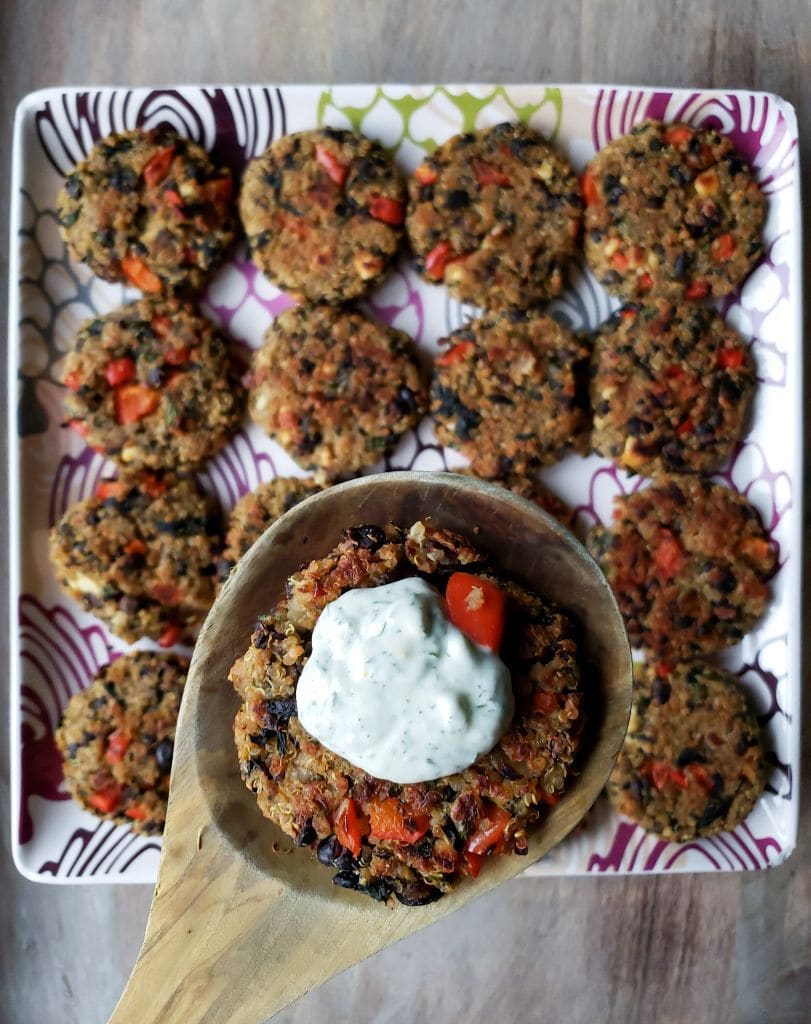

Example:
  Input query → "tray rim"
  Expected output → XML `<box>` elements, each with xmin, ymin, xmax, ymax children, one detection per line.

<box><xmin>7</xmin><ymin>81</ymin><xmax>803</xmax><ymax>884</ymax></box>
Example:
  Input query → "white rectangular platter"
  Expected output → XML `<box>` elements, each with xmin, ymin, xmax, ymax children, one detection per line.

<box><xmin>8</xmin><ymin>83</ymin><xmax>801</xmax><ymax>882</ymax></box>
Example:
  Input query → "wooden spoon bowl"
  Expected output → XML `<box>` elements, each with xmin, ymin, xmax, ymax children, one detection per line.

<box><xmin>109</xmin><ymin>472</ymin><xmax>632</xmax><ymax>1024</ymax></box>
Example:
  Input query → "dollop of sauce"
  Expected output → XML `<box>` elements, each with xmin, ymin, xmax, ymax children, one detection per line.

<box><xmin>297</xmin><ymin>577</ymin><xmax>514</xmax><ymax>784</ymax></box>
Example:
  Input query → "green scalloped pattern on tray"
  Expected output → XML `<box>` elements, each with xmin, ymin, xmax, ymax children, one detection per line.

<box><xmin>316</xmin><ymin>85</ymin><xmax>563</xmax><ymax>153</ymax></box>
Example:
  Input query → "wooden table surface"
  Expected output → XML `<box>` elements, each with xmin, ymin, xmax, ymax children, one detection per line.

<box><xmin>1</xmin><ymin>2</ymin><xmax>809</xmax><ymax>1022</ymax></box>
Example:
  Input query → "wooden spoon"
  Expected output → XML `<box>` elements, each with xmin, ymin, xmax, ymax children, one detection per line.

<box><xmin>108</xmin><ymin>471</ymin><xmax>632</xmax><ymax>1024</ymax></box>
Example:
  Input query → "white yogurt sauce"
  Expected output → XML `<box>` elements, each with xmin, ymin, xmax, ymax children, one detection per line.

<box><xmin>297</xmin><ymin>577</ymin><xmax>514</xmax><ymax>784</ymax></box>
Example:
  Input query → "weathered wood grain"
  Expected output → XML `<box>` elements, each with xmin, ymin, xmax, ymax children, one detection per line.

<box><xmin>1</xmin><ymin>2</ymin><xmax>809</xmax><ymax>1023</ymax></box>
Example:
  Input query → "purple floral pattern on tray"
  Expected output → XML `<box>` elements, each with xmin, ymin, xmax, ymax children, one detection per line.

<box><xmin>10</xmin><ymin>85</ymin><xmax>800</xmax><ymax>882</ymax></box>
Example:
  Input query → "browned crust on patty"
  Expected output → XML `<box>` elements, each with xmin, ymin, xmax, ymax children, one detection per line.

<box><xmin>583</xmin><ymin>120</ymin><xmax>765</xmax><ymax>301</ymax></box>
<box><xmin>406</xmin><ymin>122</ymin><xmax>582</xmax><ymax>309</ymax></box>
<box><xmin>607</xmin><ymin>659</ymin><xmax>765</xmax><ymax>841</ymax></box>
<box><xmin>55</xmin><ymin>651</ymin><xmax>187</xmax><ymax>834</ymax></box>
<box><xmin>240</xmin><ymin>128</ymin><xmax>406</xmax><ymax>303</ymax></box>
<box><xmin>588</xmin><ymin>477</ymin><xmax>775</xmax><ymax>659</ymax></box>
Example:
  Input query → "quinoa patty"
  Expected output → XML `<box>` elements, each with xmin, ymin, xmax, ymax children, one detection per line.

<box><xmin>589</xmin><ymin>478</ymin><xmax>775</xmax><ymax>659</ymax></box>
<box><xmin>62</xmin><ymin>297</ymin><xmax>245</xmax><ymax>472</ymax></box>
<box><xmin>607</xmin><ymin>660</ymin><xmax>765</xmax><ymax>841</ymax></box>
<box><xmin>49</xmin><ymin>473</ymin><xmax>222</xmax><ymax>645</ymax></box>
<box><xmin>583</xmin><ymin>120</ymin><xmax>765</xmax><ymax>302</ymax></box>
<box><xmin>229</xmin><ymin>520</ymin><xmax>583</xmax><ymax>905</ymax></box>
<box><xmin>431</xmin><ymin>311</ymin><xmax>591</xmax><ymax>479</ymax></box>
<box><xmin>240</xmin><ymin>128</ymin><xmax>406</xmax><ymax>303</ymax></box>
<box><xmin>248</xmin><ymin>305</ymin><xmax>427</xmax><ymax>481</ymax></box>
<box><xmin>218</xmin><ymin>476</ymin><xmax>323</xmax><ymax>584</ymax></box>
<box><xmin>56</xmin><ymin>651</ymin><xmax>187</xmax><ymax>834</ymax></box>
<box><xmin>58</xmin><ymin>128</ymin><xmax>236</xmax><ymax>293</ymax></box>
<box><xmin>591</xmin><ymin>300</ymin><xmax>756</xmax><ymax>476</ymax></box>
<box><xmin>406</xmin><ymin>122</ymin><xmax>582</xmax><ymax>310</ymax></box>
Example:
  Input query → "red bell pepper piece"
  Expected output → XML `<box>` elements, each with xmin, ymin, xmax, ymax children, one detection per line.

<box><xmin>125</xmin><ymin>804</ymin><xmax>148</xmax><ymax>822</ymax></box>
<box><xmin>105</xmin><ymin>729</ymin><xmax>130</xmax><ymax>765</ymax></box>
<box><xmin>121</xmin><ymin>254</ymin><xmax>162</xmax><ymax>293</ymax></box>
<box><xmin>64</xmin><ymin>371</ymin><xmax>82</xmax><ymax>392</ymax></box>
<box><xmin>465</xmin><ymin>801</ymin><xmax>512</xmax><ymax>856</ymax></box>
<box><xmin>684</xmin><ymin>279</ymin><xmax>710</xmax><ymax>301</ymax></box>
<box><xmin>581</xmin><ymin>168</ymin><xmax>600</xmax><ymax>207</ymax></box>
<box><xmin>654</xmin><ymin>530</ymin><xmax>685</xmax><ymax>581</ymax></box>
<box><xmin>163</xmin><ymin>346</ymin><xmax>190</xmax><ymax>367</ymax></box>
<box><xmin>334</xmin><ymin>797</ymin><xmax>370</xmax><ymax>857</ymax></box>
<box><xmin>445</xmin><ymin>572</ymin><xmax>507</xmax><ymax>652</ymax></box>
<box><xmin>143</xmin><ymin>146</ymin><xmax>175</xmax><ymax>187</ymax></box>
<box><xmin>424</xmin><ymin>240</ymin><xmax>457</xmax><ymax>281</ymax></box>
<box><xmin>711</xmin><ymin>232</ymin><xmax>735</xmax><ymax>262</ymax></box>
<box><xmin>96</xmin><ymin>480</ymin><xmax>127</xmax><ymax>501</ymax></box>
<box><xmin>114</xmin><ymin>384</ymin><xmax>160</xmax><ymax>424</ymax></box>
<box><xmin>158</xmin><ymin>623</ymin><xmax>183</xmax><ymax>648</ymax></box>
<box><xmin>368</xmin><ymin>196</ymin><xmax>404</xmax><ymax>224</ymax></box>
<box><xmin>435</xmin><ymin>340</ymin><xmax>474</xmax><ymax>367</ymax></box>
<box><xmin>664</xmin><ymin>125</ymin><xmax>693</xmax><ymax>148</ymax></box>
<box><xmin>369</xmin><ymin>798</ymin><xmax>430</xmax><ymax>844</ymax></box>
<box><xmin>104</xmin><ymin>357</ymin><xmax>136</xmax><ymax>388</ymax></box>
<box><xmin>414</xmin><ymin>163</ymin><xmax>438</xmax><ymax>185</ymax></box>
<box><xmin>471</xmin><ymin>158</ymin><xmax>511</xmax><ymax>187</ymax></box>
<box><xmin>315</xmin><ymin>144</ymin><xmax>348</xmax><ymax>186</ymax></box>
<box><xmin>150</xmin><ymin>315</ymin><xmax>173</xmax><ymax>337</ymax></box>
<box><xmin>716</xmin><ymin>347</ymin><xmax>746</xmax><ymax>370</ymax></box>
<box><xmin>88</xmin><ymin>783</ymin><xmax>123</xmax><ymax>814</ymax></box>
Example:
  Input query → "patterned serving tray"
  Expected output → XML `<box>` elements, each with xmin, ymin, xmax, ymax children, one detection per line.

<box><xmin>8</xmin><ymin>84</ymin><xmax>801</xmax><ymax>883</ymax></box>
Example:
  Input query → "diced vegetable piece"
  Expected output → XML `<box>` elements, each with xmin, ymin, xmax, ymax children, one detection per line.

<box><xmin>414</xmin><ymin>163</ymin><xmax>438</xmax><ymax>185</ymax></box>
<box><xmin>369</xmin><ymin>797</ymin><xmax>430</xmax><ymax>844</ymax></box>
<box><xmin>684</xmin><ymin>279</ymin><xmax>710</xmax><ymax>301</ymax></box>
<box><xmin>163</xmin><ymin>188</ymin><xmax>184</xmax><ymax>209</ymax></box>
<box><xmin>664</xmin><ymin>126</ymin><xmax>692</xmax><ymax>147</ymax></box>
<box><xmin>463</xmin><ymin>850</ymin><xmax>484</xmax><ymax>877</ymax></box>
<box><xmin>368</xmin><ymin>196</ymin><xmax>404</xmax><ymax>224</ymax></box>
<box><xmin>581</xmin><ymin>168</ymin><xmax>600</xmax><ymax>207</ymax></box>
<box><xmin>88</xmin><ymin>783</ymin><xmax>123</xmax><ymax>814</ymax></box>
<box><xmin>105</xmin><ymin>729</ymin><xmax>130</xmax><ymax>764</ymax></box>
<box><xmin>69</xmin><ymin>419</ymin><xmax>89</xmax><ymax>438</ymax></box>
<box><xmin>465</xmin><ymin>801</ymin><xmax>511</xmax><ymax>856</ymax></box>
<box><xmin>104</xmin><ymin>357</ymin><xmax>136</xmax><ymax>388</ymax></box>
<box><xmin>143</xmin><ymin>146</ymin><xmax>175</xmax><ymax>187</ymax></box>
<box><xmin>315</xmin><ymin>144</ymin><xmax>348</xmax><ymax>186</ymax></box>
<box><xmin>435</xmin><ymin>340</ymin><xmax>475</xmax><ymax>367</ymax></box>
<box><xmin>121</xmin><ymin>254</ymin><xmax>162</xmax><ymax>293</ymax></box>
<box><xmin>114</xmin><ymin>384</ymin><xmax>160</xmax><ymax>424</ymax></box>
<box><xmin>424</xmin><ymin>240</ymin><xmax>467</xmax><ymax>281</ymax></box>
<box><xmin>654</xmin><ymin>530</ymin><xmax>686</xmax><ymax>581</ymax></box>
<box><xmin>711</xmin><ymin>232</ymin><xmax>735</xmax><ymax>262</ymax></box>
<box><xmin>158</xmin><ymin>623</ymin><xmax>183</xmax><ymax>648</ymax></box>
<box><xmin>163</xmin><ymin>346</ymin><xmax>190</xmax><ymax>367</ymax></box>
<box><xmin>64</xmin><ymin>371</ymin><xmax>82</xmax><ymax>392</ymax></box>
<box><xmin>125</xmin><ymin>804</ymin><xmax>148</xmax><ymax>821</ymax></box>
<box><xmin>150</xmin><ymin>315</ymin><xmax>173</xmax><ymax>337</ymax></box>
<box><xmin>124</xmin><ymin>538</ymin><xmax>147</xmax><ymax>557</ymax></box>
<box><xmin>471</xmin><ymin>158</ymin><xmax>511</xmax><ymax>187</ymax></box>
<box><xmin>445</xmin><ymin>572</ymin><xmax>507</xmax><ymax>652</ymax></box>
<box><xmin>96</xmin><ymin>480</ymin><xmax>127</xmax><ymax>501</ymax></box>
<box><xmin>716</xmin><ymin>347</ymin><xmax>746</xmax><ymax>370</ymax></box>
<box><xmin>334</xmin><ymin>797</ymin><xmax>370</xmax><ymax>857</ymax></box>
<box><xmin>676</xmin><ymin>418</ymin><xmax>694</xmax><ymax>436</ymax></box>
